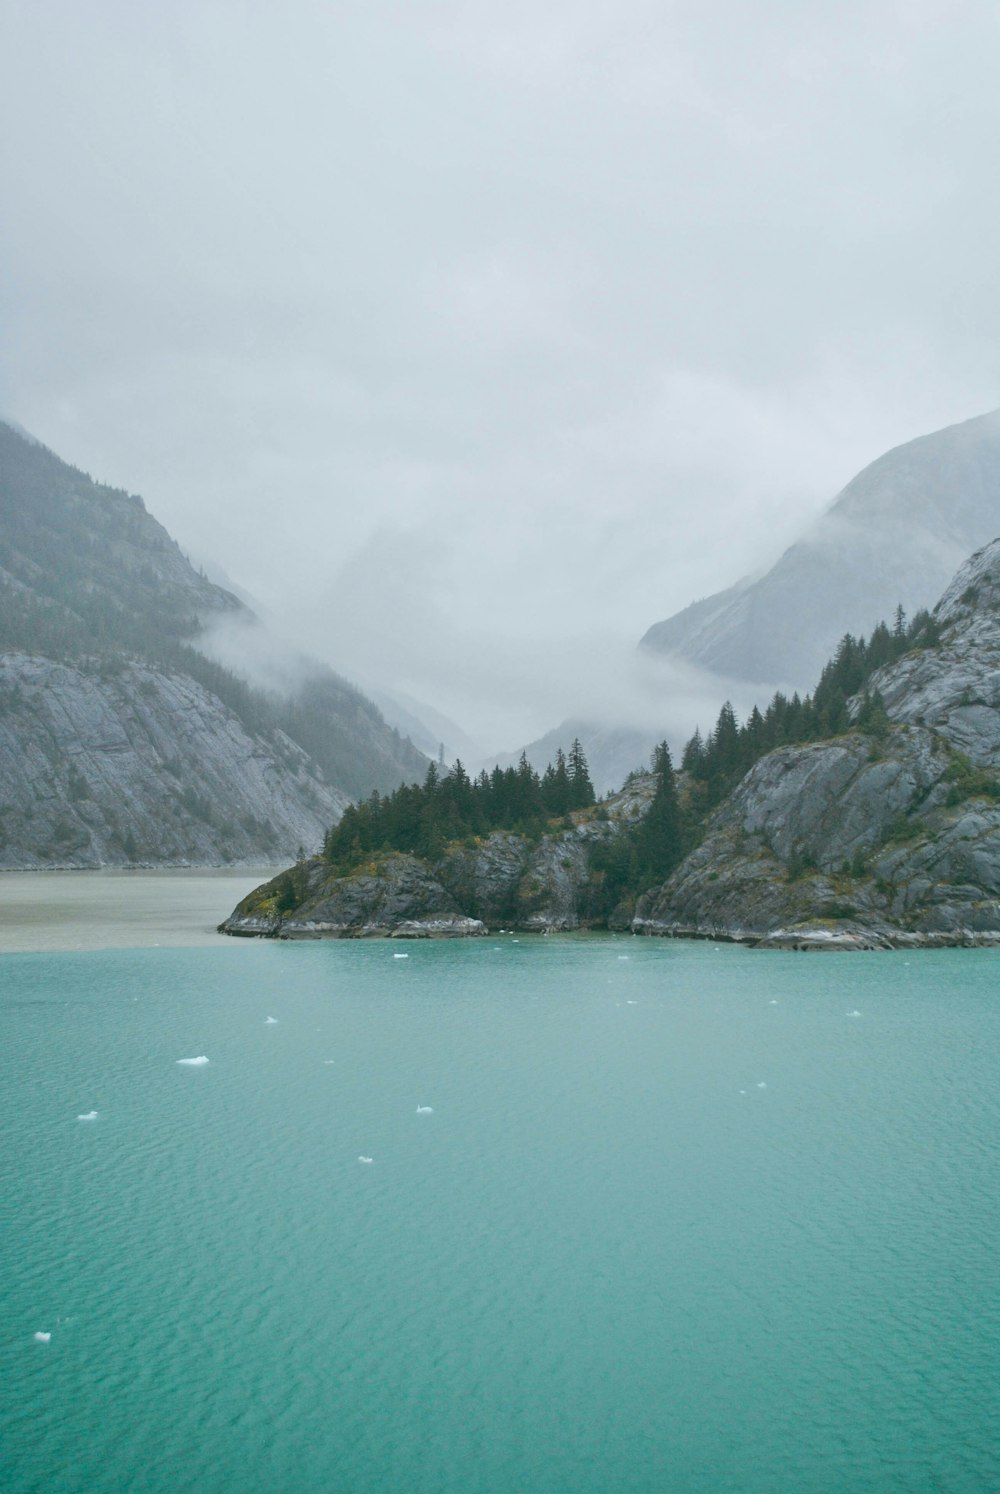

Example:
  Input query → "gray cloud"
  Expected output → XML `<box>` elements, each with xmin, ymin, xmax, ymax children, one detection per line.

<box><xmin>2</xmin><ymin>0</ymin><xmax>998</xmax><ymax>745</ymax></box>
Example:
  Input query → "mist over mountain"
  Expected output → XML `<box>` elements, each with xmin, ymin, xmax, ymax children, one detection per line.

<box><xmin>477</xmin><ymin>720</ymin><xmax>666</xmax><ymax>798</ymax></box>
<box><xmin>0</xmin><ymin>421</ymin><xmax>425</xmax><ymax>865</ymax></box>
<box><xmin>641</xmin><ymin>410</ymin><xmax>1000</xmax><ymax>690</ymax></box>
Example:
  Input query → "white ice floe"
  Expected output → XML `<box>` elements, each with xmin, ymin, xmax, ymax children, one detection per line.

<box><xmin>34</xmin><ymin>1331</ymin><xmax>51</xmax><ymax>1343</ymax></box>
<box><xmin>77</xmin><ymin>1111</ymin><xmax>98</xmax><ymax>1121</ymax></box>
<box><xmin>416</xmin><ymin>1106</ymin><xmax>434</xmax><ymax>1114</ymax></box>
<box><xmin>393</xmin><ymin>953</ymin><xmax>409</xmax><ymax>959</ymax></box>
<box><xmin>176</xmin><ymin>1056</ymin><xmax>209</xmax><ymax>1066</ymax></box>
<box><xmin>358</xmin><ymin>1155</ymin><xmax>374</xmax><ymax>1164</ymax></box>
<box><xmin>265</xmin><ymin>1016</ymin><xmax>278</xmax><ymax>1024</ymax></box>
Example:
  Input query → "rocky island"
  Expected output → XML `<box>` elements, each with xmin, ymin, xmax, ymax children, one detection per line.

<box><xmin>222</xmin><ymin>539</ymin><xmax>1000</xmax><ymax>949</ymax></box>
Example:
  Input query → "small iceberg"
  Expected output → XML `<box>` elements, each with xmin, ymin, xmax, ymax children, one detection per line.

<box><xmin>265</xmin><ymin>1016</ymin><xmax>278</xmax><ymax>1025</ymax></box>
<box><xmin>176</xmin><ymin>1056</ymin><xmax>209</xmax><ymax>1066</ymax></box>
<box><xmin>77</xmin><ymin>1110</ymin><xmax>98</xmax><ymax>1121</ymax></box>
<box><xmin>416</xmin><ymin>1105</ymin><xmax>434</xmax><ymax>1114</ymax></box>
<box><xmin>358</xmin><ymin>1155</ymin><xmax>374</xmax><ymax>1165</ymax></box>
<box><xmin>34</xmin><ymin>1331</ymin><xmax>51</xmax><ymax>1343</ymax></box>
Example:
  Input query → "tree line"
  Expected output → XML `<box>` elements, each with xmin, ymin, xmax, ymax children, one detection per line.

<box><xmin>323</xmin><ymin>740</ymin><xmax>596</xmax><ymax>867</ymax></box>
<box><xmin>680</xmin><ymin>607</ymin><xmax>940</xmax><ymax>810</ymax></box>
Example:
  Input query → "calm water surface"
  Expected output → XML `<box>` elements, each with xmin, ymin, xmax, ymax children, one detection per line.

<box><xmin>2</xmin><ymin>923</ymin><xmax>999</xmax><ymax>1492</ymax></box>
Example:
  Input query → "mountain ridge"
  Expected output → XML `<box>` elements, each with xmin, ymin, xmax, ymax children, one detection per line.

<box><xmin>641</xmin><ymin>409</ymin><xmax>1000</xmax><ymax>689</ymax></box>
<box><xmin>0</xmin><ymin>421</ymin><xmax>426</xmax><ymax>865</ymax></box>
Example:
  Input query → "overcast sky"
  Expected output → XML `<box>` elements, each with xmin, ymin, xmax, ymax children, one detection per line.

<box><xmin>2</xmin><ymin>1</ymin><xmax>999</xmax><ymax>745</ymax></box>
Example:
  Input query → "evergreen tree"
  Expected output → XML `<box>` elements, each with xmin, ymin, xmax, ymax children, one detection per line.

<box><xmin>633</xmin><ymin>742</ymin><xmax>684</xmax><ymax>889</ymax></box>
<box><xmin>567</xmin><ymin>738</ymin><xmax>595</xmax><ymax>809</ymax></box>
<box><xmin>681</xmin><ymin>727</ymin><xmax>706</xmax><ymax>776</ymax></box>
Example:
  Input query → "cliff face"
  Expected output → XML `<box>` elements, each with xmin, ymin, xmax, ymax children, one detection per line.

<box><xmin>0</xmin><ymin>653</ymin><xmax>346</xmax><ymax>867</ymax></box>
<box><xmin>640</xmin><ymin>409</ymin><xmax>1000</xmax><ymax>690</ymax></box>
<box><xmin>220</xmin><ymin>776</ymin><xmax>656</xmax><ymax>937</ymax></box>
<box><xmin>635</xmin><ymin>540</ymin><xmax>1000</xmax><ymax>948</ymax></box>
<box><xmin>0</xmin><ymin>420</ymin><xmax>426</xmax><ymax>864</ymax></box>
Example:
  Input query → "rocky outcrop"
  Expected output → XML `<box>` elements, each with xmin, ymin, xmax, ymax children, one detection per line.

<box><xmin>224</xmin><ymin>854</ymin><xmax>485</xmax><ymax>939</ymax></box>
<box><xmin>635</xmin><ymin>540</ymin><xmax>1000</xmax><ymax>948</ymax></box>
<box><xmin>0</xmin><ymin>653</ymin><xmax>346</xmax><ymax>867</ymax></box>
<box><xmin>220</xmin><ymin>774</ymin><xmax>657</xmax><ymax>938</ymax></box>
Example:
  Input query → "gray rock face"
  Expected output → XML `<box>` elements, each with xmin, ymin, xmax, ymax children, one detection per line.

<box><xmin>0</xmin><ymin>419</ymin><xmax>427</xmax><ymax>864</ymax></box>
<box><xmin>635</xmin><ymin>540</ymin><xmax>1000</xmax><ymax>947</ymax></box>
<box><xmin>228</xmin><ymin>854</ymin><xmax>485</xmax><ymax>939</ymax></box>
<box><xmin>641</xmin><ymin>409</ymin><xmax>1000</xmax><ymax>689</ymax></box>
<box><xmin>0</xmin><ymin>653</ymin><xmax>346</xmax><ymax>867</ymax></box>
<box><xmin>221</xmin><ymin>775</ymin><xmax>657</xmax><ymax>938</ymax></box>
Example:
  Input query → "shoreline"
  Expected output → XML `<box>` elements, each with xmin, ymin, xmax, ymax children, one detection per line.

<box><xmin>0</xmin><ymin>868</ymin><xmax>284</xmax><ymax>955</ymax></box>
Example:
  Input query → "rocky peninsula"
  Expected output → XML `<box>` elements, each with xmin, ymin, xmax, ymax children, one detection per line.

<box><xmin>220</xmin><ymin>775</ymin><xmax>655</xmax><ymax>938</ymax></box>
<box><xmin>222</xmin><ymin>540</ymin><xmax>1000</xmax><ymax>949</ymax></box>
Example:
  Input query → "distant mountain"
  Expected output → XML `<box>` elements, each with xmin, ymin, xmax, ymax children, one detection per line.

<box><xmin>640</xmin><ymin>409</ymin><xmax>1000</xmax><ymax>689</ymax></box>
<box><xmin>478</xmin><ymin>719</ymin><xmax>665</xmax><ymax>797</ymax></box>
<box><xmin>367</xmin><ymin>686</ymin><xmax>482</xmax><ymax>766</ymax></box>
<box><xmin>0</xmin><ymin>421</ymin><xmax>426</xmax><ymax>866</ymax></box>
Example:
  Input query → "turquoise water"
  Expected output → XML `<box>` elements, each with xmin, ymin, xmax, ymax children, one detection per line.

<box><xmin>2</xmin><ymin>935</ymin><xmax>999</xmax><ymax>1493</ymax></box>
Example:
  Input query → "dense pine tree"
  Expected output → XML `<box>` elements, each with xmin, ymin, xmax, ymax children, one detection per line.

<box><xmin>322</xmin><ymin>742</ymin><xmax>597</xmax><ymax>869</ymax></box>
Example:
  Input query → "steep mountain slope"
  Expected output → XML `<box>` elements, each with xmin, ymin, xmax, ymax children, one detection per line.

<box><xmin>0</xmin><ymin>421</ymin><xmax>425</xmax><ymax>865</ymax></box>
<box><xmin>641</xmin><ymin>409</ymin><xmax>1000</xmax><ymax>688</ymax></box>
<box><xmin>635</xmin><ymin>539</ymin><xmax>1000</xmax><ymax>947</ymax></box>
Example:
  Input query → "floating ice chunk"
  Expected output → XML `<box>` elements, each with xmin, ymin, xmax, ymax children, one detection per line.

<box><xmin>77</xmin><ymin>1110</ymin><xmax>98</xmax><ymax>1121</ymax></box>
<box><xmin>416</xmin><ymin>1105</ymin><xmax>434</xmax><ymax>1114</ymax></box>
<box><xmin>756</xmin><ymin>1081</ymin><xmax>768</xmax><ymax>1089</ymax></box>
<box><xmin>265</xmin><ymin>1016</ymin><xmax>278</xmax><ymax>1024</ymax></box>
<box><xmin>393</xmin><ymin>953</ymin><xmax>409</xmax><ymax>960</ymax></box>
<box><xmin>34</xmin><ymin>1331</ymin><xmax>51</xmax><ymax>1343</ymax></box>
<box><xmin>846</xmin><ymin>1010</ymin><xmax>861</xmax><ymax>1018</ymax></box>
<box><xmin>176</xmin><ymin>1056</ymin><xmax>209</xmax><ymax>1066</ymax></box>
<box><xmin>358</xmin><ymin>1155</ymin><xmax>374</xmax><ymax>1165</ymax></box>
